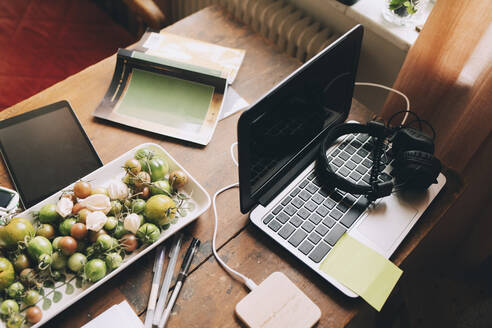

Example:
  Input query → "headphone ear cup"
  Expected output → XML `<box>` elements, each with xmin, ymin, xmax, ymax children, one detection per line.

<box><xmin>394</xmin><ymin>150</ymin><xmax>441</xmax><ymax>189</ymax></box>
<box><xmin>392</xmin><ymin>127</ymin><xmax>435</xmax><ymax>154</ymax></box>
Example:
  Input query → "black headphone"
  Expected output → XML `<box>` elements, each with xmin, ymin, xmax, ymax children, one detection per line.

<box><xmin>317</xmin><ymin>117</ymin><xmax>441</xmax><ymax>201</ymax></box>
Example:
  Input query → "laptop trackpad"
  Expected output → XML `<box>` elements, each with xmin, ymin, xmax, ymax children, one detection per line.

<box><xmin>351</xmin><ymin>196</ymin><xmax>418</xmax><ymax>257</ymax></box>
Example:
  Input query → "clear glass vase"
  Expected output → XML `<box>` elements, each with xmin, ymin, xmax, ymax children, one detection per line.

<box><xmin>382</xmin><ymin>0</ymin><xmax>429</xmax><ymax>26</ymax></box>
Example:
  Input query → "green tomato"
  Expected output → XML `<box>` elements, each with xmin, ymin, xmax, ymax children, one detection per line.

<box><xmin>0</xmin><ymin>225</ymin><xmax>10</xmax><ymax>249</ymax></box>
<box><xmin>131</xmin><ymin>199</ymin><xmax>146</xmax><ymax>214</ymax></box>
<box><xmin>142</xmin><ymin>157</ymin><xmax>169</xmax><ymax>182</ymax></box>
<box><xmin>97</xmin><ymin>234</ymin><xmax>114</xmax><ymax>251</ymax></box>
<box><xmin>7</xmin><ymin>313</ymin><xmax>23</xmax><ymax>328</ymax></box>
<box><xmin>27</xmin><ymin>236</ymin><xmax>53</xmax><ymax>260</ymax></box>
<box><xmin>52</xmin><ymin>236</ymin><xmax>62</xmax><ymax>250</ymax></box>
<box><xmin>3</xmin><ymin>217</ymin><xmax>35</xmax><ymax>249</ymax></box>
<box><xmin>24</xmin><ymin>290</ymin><xmax>41</xmax><ymax>306</ymax></box>
<box><xmin>105</xmin><ymin>253</ymin><xmax>123</xmax><ymax>271</ymax></box>
<box><xmin>144</xmin><ymin>195</ymin><xmax>176</xmax><ymax>226</ymax></box>
<box><xmin>51</xmin><ymin>252</ymin><xmax>68</xmax><ymax>270</ymax></box>
<box><xmin>124</xmin><ymin>159</ymin><xmax>141</xmax><ymax>175</ymax></box>
<box><xmin>85</xmin><ymin>259</ymin><xmax>107</xmax><ymax>282</ymax></box>
<box><xmin>38</xmin><ymin>254</ymin><xmax>52</xmax><ymax>268</ymax></box>
<box><xmin>0</xmin><ymin>258</ymin><xmax>14</xmax><ymax>289</ymax></box>
<box><xmin>149</xmin><ymin>180</ymin><xmax>172</xmax><ymax>196</ymax></box>
<box><xmin>123</xmin><ymin>199</ymin><xmax>132</xmax><ymax>209</ymax></box>
<box><xmin>38</xmin><ymin>204</ymin><xmax>61</xmax><ymax>224</ymax></box>
<box><xmin>136</xmin><ymin>223</ymin><xmax>160</xmax><ymax>244</ymax></box>
<box><xmin>7</xmin><ymin>282</ymin><xmax>24</xmax><ymax>299</ymax></box>
<box><xmin>68</xmin><ymin>253</ymin><xmax>87</xmax><ymax>272</ymax></box>
<box><xmin>59</xmin><ymin>218</ymin><xmax>77</xmax><ymax>236</ymax></box>
<box><xmin>0</xmin><ymin>299</ymin><xmax>19</xmax><ymax>315</ymax></box>
<box><xmin>135</xmin><ymin>148</ymin><xmax>153</xmax><ymax>160</ymax></box>
<box><xmin>112</xmin><ymin>221</ymin><xmax>129</xmax><ymax>239</ymax></box>
<box><xmin>108</xmin><ymin>201</ymin><xmax>122</xmax><ymax>216</ymax></box>
<box><xmin>138</xmin><ymin>159</ymin><xmax>148</xmax><ymax>173</ymax></box>
<box><xmin>122</xmin><ymin>174</ymin><xmax>134</xmax><ymax>187</ymax></box>
<box><xmin>104</xmin><ymin>216</ymin><xmax>118</xmax><ymax>231</ymax></box>
<box><xmin>78</xmin><ymin>209</ymin><xmax>90</xmax><ymax>224</ymax></box>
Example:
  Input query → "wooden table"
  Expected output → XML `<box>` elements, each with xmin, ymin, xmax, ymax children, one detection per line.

<box><xmin>0</xmin><ymin>6</ymin><xmax>461</xmax><ymax>328</ymax></box>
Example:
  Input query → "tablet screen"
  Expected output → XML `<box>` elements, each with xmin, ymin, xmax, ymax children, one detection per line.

<box><xmin>0</xmin><ymin>101</ymin><xmax>102</xmax><ymax>209</ymax></box>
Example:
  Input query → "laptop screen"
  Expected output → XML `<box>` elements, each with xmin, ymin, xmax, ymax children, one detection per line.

<box><xmin>238</xmin><ymin>25</ymin><xmax>363</xmax><ymax>213</ymax></box>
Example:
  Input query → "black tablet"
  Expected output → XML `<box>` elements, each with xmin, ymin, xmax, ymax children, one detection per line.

<box><xmin>0</xmin><ymin>101</ymin><xmax>103</xmax><ymax>209</ymax></box>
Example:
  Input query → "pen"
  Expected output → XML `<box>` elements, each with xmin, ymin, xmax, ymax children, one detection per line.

<box><xmin>158</xmin><ymin>238</ymin><xmax>200</xmax><ymax>328</ymax></box>
<box><xmin>144</xmin><ymin>244</ymin><xmax>166</xmax><ymax>328</ymax></box>
<box><xmin>153</xmin><ymin>233</ymin><xmax>183</xmax><ymax>325</ymax></box>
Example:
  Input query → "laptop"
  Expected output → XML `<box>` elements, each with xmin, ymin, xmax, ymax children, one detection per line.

<box><xmin>237</xmin><ymin>25</ymin><xmax>446</xmax><ymax>297</ymax></box>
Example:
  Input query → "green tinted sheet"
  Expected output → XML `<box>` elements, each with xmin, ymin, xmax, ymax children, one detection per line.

<box><xmin>115</xmin><ymin>68</ymin><xmax>214</xmax><ymax>133</ymax></box>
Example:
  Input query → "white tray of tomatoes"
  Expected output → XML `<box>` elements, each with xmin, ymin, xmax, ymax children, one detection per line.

<box><xmin>0</xmin><ymin>143</ymin><xmax>210</xmax><ymax>327</ymax></box>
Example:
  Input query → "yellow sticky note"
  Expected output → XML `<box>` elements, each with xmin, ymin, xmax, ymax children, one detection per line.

<box><xmin>320</xmin><ymin>234</ymin><xmax>403</xmax><ymax>311</ymax></box>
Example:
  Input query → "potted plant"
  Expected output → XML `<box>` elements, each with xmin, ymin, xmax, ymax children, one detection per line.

<box><xmin>382</xmin><ymin>0</ymin><xmax>429</xmax><ymax>26</ymax></box>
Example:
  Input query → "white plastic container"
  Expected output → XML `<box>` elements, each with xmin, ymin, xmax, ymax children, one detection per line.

<box><xmin>15</xmin><ymin>143</ymin><xmax>210</xmax><ymax>327</ymax></box>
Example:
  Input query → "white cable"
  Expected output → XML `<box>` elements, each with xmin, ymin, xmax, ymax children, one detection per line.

<box><xmin>212</xmin><ymin>183</ymin><xmax>257</xmax><ymax>290</ymax></box>
<box><xmin>212</xmin><ymin>142</ymin><xmax>258</xmax><ymax>291</ymax></box>
<box><xmin>354</xmin><ymin>82</ymin><xmax>411</xmax><ymax>125</ymax></box>
<box><xmin>213</xmin><ymin>83</ymin><xmax>408</xmax><ymax>291</ymax></box>
<box><xmin>230</xmin><ymin>142</ymin><xmax>238</xmax><ymax>167</ymax></box>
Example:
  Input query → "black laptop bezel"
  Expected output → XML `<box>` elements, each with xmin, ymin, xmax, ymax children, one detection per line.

<box><xmin>0</xmin><ymin>100</ymin><xmax>103</xmax><ymax>209</ymax></box>
<box><xmin>237</xmin><ymin>25</ymin><xmax>364</xmax><ymax>214</ymax></box>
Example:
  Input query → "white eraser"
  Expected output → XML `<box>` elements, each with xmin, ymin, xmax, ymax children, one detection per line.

<box><xmin>235</xmin><ymin>272</ymin><xmax>321</xmax><ymax>328</ymax></box>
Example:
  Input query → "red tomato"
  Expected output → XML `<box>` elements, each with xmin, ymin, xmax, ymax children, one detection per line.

<box><xmin>72</xmin><ymin>203</ymin><xmax>85</xmax><ymax>215</ymax></box>
<box><xmin>169</xmin><ymin>170</ymin><xmax>188</xmax><ymax>189</ymax></box>
<box><xmin>70</xmin><ymin>223</ymin><xmax>88</xmax><ymax>240</ymax></box>
<box><xmin>26</xmin><ymin>306</ymin><xmax>42</xmax><ymax>323</ymax></box>
<box><xmin>74</xmin><ymin>181</ymin><xmax>92</xmax><ymax>199</ymax></box>
<box><xmin>141</xmin><ymin>187</ymin><xmax>150</xmax><ymax>200</ymax></box>
<box><xmin>120</xmin><ymin>234</ymin><xmax>138</xmax><ymax>252</ymax></box>
<box><xmin>59</xmin><ymin>236</ymin><xmax>77</xmax><ymax>256</ymax></box>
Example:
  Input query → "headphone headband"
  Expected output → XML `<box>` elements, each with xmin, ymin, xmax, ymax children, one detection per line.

<box><xmin>320</xmin><ymin>121</ymin><xmax>388</xmax><ymax>157</ymax></box>
<box><xmin>319</xmin><ymin>121</ymin><xmax>393</xmax><ymax>199</ymax></box>
<box><xmin>318</xmin><ymin>120</ymin><xmax>441</xmax><ymax>201</ymax></box>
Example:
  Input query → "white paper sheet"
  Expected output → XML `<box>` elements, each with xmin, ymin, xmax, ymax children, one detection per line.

<box><xmin>220</xmin><ymin>87</ymin><xmax>249</xmax><ymax>120</ymax></box>
<box><xmin>82</xmin><ymin>301</ymin><xmax>143</xmax><ymax>328</ymax></box>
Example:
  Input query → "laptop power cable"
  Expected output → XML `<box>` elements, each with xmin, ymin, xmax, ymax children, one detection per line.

<box><xmin>212</xmin><ymin>142</ymin><xmax>321</xmax><ymax>327</ymax></box>
<box><xmin>211</xmin><ymin>83</ymin><xmax>410</xmax><ymax>327</ymax></box>
<box><xmin>212</xmin><ymin>142</ymin><xmax>257</xmax><ymax>289</ymax></box>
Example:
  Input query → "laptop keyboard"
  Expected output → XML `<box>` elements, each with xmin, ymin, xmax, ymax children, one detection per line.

<box><xmin>262</xmin><ymin>133</ymin><xmax>394</xmax><ymax>263</ymax></box>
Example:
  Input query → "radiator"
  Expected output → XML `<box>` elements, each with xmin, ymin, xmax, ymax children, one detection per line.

<box><xmin>166</xmin><ymin>0</ymin><xmax>339</xmax><ymax>62</ymax></box>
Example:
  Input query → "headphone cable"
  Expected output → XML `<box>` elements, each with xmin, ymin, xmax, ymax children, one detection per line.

<box><xmin>354</xmin><ymin>82</ymin><xmax>411</xmax><ymax>125</ymax></box>
<box><xmin>212</xmin><ymin>84</ymin><xmax>415</xmax><ymax>291</ymax></box>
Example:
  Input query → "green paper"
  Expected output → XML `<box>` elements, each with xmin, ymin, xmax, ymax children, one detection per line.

<box><xmin>115</xmin><ymin>68</ymin><xmax>214</xmax><ymax>133</ymax></box>
<box><xmin>320</xmin><ymin>234</ymin><xmax>403</xmax><ymax>311</ymax></box>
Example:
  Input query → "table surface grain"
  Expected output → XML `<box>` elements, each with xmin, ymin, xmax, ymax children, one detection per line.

<box><xmin>0</xmin><ymin>6</ymin><xmax>461</xmax><ymax>328</ymax></box>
